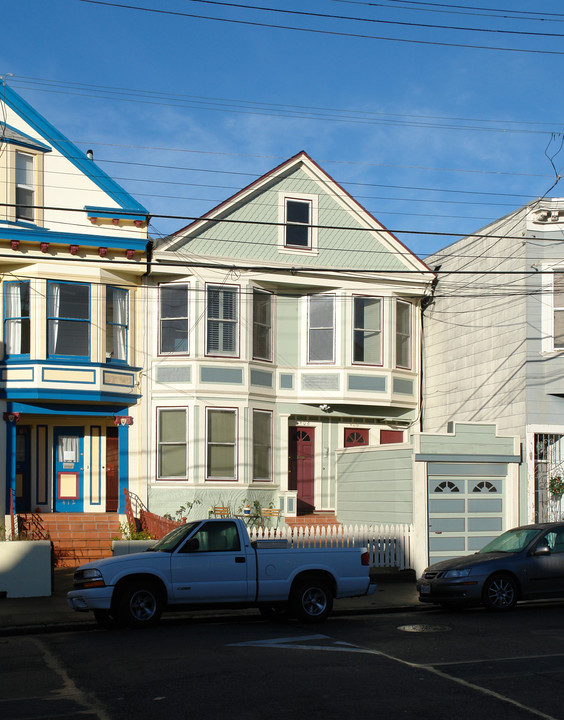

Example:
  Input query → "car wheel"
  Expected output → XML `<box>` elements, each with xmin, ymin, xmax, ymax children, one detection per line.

<box><xmin>93</xmin><ymin>610</ymin><xmax>119</xmax><ymax>628</ymax></box>
<box><xmin>291</xmin><ymin>577</ymin><xmax>333</xmax><ymax>623</ymax></box>
<box><xmin>482</xmin><ymin>574</ymin><xmax>517</xmax><ymax>611</ymax></box>
<box><xmin>117</xmin><ymin>581</ymin><xmax>163</xmax><ymax>628</ymax></box>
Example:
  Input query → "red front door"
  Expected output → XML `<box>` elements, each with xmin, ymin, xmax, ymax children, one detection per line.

<box><xmin>106</xmin><ymin>427</ymin><xmax>119</xmax><ymax>512</ymax></box>
<box><xmin>289</xmin><ymin>427</ymin><xmax>315</xmax><ymax>514</ymax></box>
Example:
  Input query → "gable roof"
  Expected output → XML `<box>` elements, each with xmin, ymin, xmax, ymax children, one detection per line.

<box><xmin>156</xmin><ymin>151</ymin><xmax>431</xmax><ymax>275</ymax></box>
<box><xmin>0</xmin><ymin>84</ymin><xmax>148</xmax><ymax>218</ymax></box>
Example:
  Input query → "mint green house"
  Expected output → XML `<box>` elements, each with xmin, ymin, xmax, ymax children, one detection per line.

<box><xmin>140</xmin><ymin>152</ymin><xmax>434</xmax><ymax>523</ymax></box>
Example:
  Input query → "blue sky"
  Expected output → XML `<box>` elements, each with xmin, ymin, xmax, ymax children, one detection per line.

<box><xmin>3</xmin><ymin>0</ymin><xmax>564</xmax><ymax>258</ymax></box>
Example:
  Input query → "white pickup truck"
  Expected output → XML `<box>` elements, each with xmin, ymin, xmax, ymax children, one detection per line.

<box><xmin>68</xmin><ymin>518</ymin><xmax>375</xmax><ymax>627</ymax></box>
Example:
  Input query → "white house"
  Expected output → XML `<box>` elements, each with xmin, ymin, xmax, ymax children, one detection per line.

<box><xmin>140</xmin><ymin>151</ymin><xmax>435</xmax><ymax>524</ymax></box>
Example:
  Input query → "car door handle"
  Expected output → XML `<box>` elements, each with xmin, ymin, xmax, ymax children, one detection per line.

<box><xmin>235</xmin><ymin>557</ymin><xmax>246</xmax><ymax>563</ymax></box>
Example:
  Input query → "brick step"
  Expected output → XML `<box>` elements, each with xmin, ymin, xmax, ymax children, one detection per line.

<box><xmin>18</xmin><ymin>513</ymin><xmax>121</xmax><ymax>568</ymax></box>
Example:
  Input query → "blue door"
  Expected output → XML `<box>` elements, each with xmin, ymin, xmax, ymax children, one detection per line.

<box><xmin>54</xmin><ymin>427</ymin><xmax>84</xmax><ymax>512</ymax></box>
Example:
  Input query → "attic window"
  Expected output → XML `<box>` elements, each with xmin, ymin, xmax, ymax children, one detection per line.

<box><xmin>285</xmin><ymin>199</ymin><xmax>311</xmax><ymax>248</ymax></box>
<box><xmin>15</xmin><ymin>151</ymin><xmax>35</xmax><ymax>221</ymax></box>
<box><xmin>278</xmin><ymin>192</ymin><xmax>318</xmax><ymax>254</ymax></box>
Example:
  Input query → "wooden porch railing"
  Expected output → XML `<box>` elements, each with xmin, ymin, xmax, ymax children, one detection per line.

<box><xmin>123</xmin><ymin>489</ymin><xmax>181</xmax><ymax>539</ymax></box>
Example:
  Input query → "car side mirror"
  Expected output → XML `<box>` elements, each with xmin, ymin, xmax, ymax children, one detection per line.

<box><xmin>180</xmin><ymin>537</ymin><xmax>199</xmax><ymax>553</ymax></box>
<box><xmin>533</xmin><ymin>544</ymin><xmax>550</xmax><ymax>556</ymax></box>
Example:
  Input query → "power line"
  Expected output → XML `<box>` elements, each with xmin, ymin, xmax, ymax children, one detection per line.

<box><xmin>76</xmin><ymin>0</ymin><xmax>564</xmax><ymax>55</ymax></box>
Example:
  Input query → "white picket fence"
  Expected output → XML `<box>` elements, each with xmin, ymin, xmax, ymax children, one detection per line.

<box><xmin>248</xmin><ymin>523</ymin><xmax>413</xmax><ymax>570</ymax></box>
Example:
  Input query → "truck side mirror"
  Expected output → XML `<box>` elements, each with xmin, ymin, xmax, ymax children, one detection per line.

<box><xmin>180</xmin><ymin>537</ymin><xmax>199</xmax><ymax>553</ymax></box>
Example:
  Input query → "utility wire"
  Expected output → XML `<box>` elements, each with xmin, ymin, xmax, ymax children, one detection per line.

<box><xmin>76</xmin><ymin>0</ymin><xmax>564</xmax><ymax>55</ymax></box>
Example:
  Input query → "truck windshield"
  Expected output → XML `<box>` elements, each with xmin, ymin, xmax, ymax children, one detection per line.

<box><xmin>148</xmin><ymin>522</ymin><xmax>200</xmax><ymax>552</ymax></box>
<box><xmin>478</xmin><ymin>527</ymin><xmax>541</xmax><ymax>554</ymax></box>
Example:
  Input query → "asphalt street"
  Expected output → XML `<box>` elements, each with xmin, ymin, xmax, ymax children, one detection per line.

<box><xmin>3</xmin><ymin>601</ymin><xmax>564</xmax><ymax>720</ymax></box>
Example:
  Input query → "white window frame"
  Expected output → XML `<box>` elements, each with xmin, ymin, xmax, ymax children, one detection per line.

<box><xmin>553</xmin><ymin>271</ymin><xmax>564</xmax><ymax>351</ymax></box>
<box><xmin>352</xmin><ymin>295</ymin><xmax>383</xmax><ymax>366</ymax></box>
<box><xmin>15</xmin><ymin>151</ymin><xmax>35</xmax><ymax>222</ymax></box>
<box><xmin>206</xmin><ymin>407</ymin><xmax>238</xmax><ymax>481</ymax></box>
<box><xmin>156</xmin><ymin>407</ymin><xmax>188</xmax><ymax>480</ymax></box>
<box><xmin>395</xmin><ymin>299</ymin><xmax>412</xmax><ymax>370</ymax></box>
<box><xmin>159</xmin><ymin>282</ymin><xmax>190</xmax><ymax>355</ymax></box>
<box><xmin>278</xmin><ymin>191</ymin><xmax>319</xmax><ymax>254</ymax></box>
<box><xmin>308</xmin><ymin>294</ymin><xmax>335</xmax><ymax>364</ymax></box>
<box><xmin>252</xmin><ymin>409</ymin><xmax>273</xmax><ymax>482</ymax></box>
<box><xmin>206</xmin><ymin>284</ymin><xmax>239</xmax><ymax>357</ymax></box>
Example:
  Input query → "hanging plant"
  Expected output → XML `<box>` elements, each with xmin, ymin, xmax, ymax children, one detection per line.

<box><xmin>549</xmin><ymin>476</ymin><xmax>564</xmax><ymax>497</ymax></box>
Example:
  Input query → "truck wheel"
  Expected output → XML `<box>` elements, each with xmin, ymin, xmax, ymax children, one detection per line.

<box><xmin>117</xmin><ymin>581</ymin><xmax>163</xmax><ymax>628</ymax></box>
<box><xmin>291</xmin><ymin>578</ymin><xmax>333</xmax><ymax>623</ymax></box>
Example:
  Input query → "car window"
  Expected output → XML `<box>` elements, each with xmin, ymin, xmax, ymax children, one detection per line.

<box><xmin>478</xmin><ymin>527</ymin><xmax>541</xmax><ymax>553</ymax></box>
<box><xmin>541</xmin><ymin>528</ymin><xmax>564</xmax><ymax>553</ymax></box>
<box><xmin>188</xmin><ymin>521</ymin><xmax>241</xmax><ymax>552</ymax></box>
<box><xmin>149</xmin><ymin>522</ymin><xmax>200</xmax><ymax>552</ymax></box>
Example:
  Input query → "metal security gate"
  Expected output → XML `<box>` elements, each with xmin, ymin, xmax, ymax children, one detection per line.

<box><xmin>534</xmin><ymin>433</ymin><xmax>564</xmax><ymax>522</ymax></box>
<box><xmin>427</xmin><ymin>462</ymin><xmax>507</xmax><ymax>566</ymax></box>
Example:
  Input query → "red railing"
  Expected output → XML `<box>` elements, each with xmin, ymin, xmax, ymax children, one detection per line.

<box><xmin>123</xmin><ymin>489</ymin><xmax>181</xmax><ymax>539</ymax></box>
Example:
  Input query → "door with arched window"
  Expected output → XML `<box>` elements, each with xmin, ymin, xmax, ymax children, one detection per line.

<box><xmin>289</xmin><ymin>427</ymin><xmax>315</xmax><ymax>514</ymax></box>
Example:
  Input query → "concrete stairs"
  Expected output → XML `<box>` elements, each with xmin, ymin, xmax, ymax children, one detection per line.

<box><xmin>18</xmin><ymin>513</ymin><xmax>121</xmax><ymax>568</ymax></box>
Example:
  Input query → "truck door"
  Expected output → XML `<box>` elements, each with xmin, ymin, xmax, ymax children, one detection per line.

<box><xmin>170</xmin><ymin>521</ymin><xmax>252</xmax><ymax>603</ymax></box>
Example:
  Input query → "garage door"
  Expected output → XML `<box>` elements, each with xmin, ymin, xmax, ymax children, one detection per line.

<box><xmin>428</xmin><ymin>462</ymin><xmax>507</xmax><ymax>566</ymax></box>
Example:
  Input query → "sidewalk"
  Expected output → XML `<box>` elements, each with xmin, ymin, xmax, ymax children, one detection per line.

<box><xmin>0</xmin><ymin>567</ymin><xmax>422</xmax><ymax>636</ymax></box>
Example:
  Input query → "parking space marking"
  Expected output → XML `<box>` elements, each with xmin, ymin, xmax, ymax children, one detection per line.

<box><xmin>228</xmin><ymin>634</ymin><xmax>558</xmax><ymax>720</ymax></box>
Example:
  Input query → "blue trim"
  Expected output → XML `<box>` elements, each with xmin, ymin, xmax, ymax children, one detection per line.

<box><xmin>36</xmin><ymin>424</ymin><xmax>48</xmax><ymax>505</ymax></box>
<box><xmin>118</xmin><ymin>423</ymin><xmax>129</xmax><ymax>513</ymax></box>
<box><xmin>85</xmin><ymin>206</ymin><xmax>147</xmax><ymax>221</ymax></box>
<box><xmin>2</xmin><ymin>359</ymin><xmax>141</xmax><ymax>371</ymax></box>
<box><xmin>1</xmin><ymin>85</ymin><xmax>148</xmax><ymax>215</ymax></box>
<box><xmin>90</xmin><ymin>427</ymin><xmax>102</xmax><ymax>507</ymax></box>
<box><xmin>5</xmin><ymin>420</ymin><xmax>16</xmax><ymax>509</ymax></box>
<box><xmin>7</xmin><ymin>400</ymin><xmax>132</xmax><ymax>415</ymax></box>
<box><xmin>1</xmin><ymin>123</ymin><xmax>52</xmax><ymax>151</ymax></box>
<box><xmin>1</xmin><ymin>388</ymin><xmax>140</xmax><ymax>403</ymax></box>
<box><xmin>0</xmin><ymin>223</ymin><xmax>148</xmax><ymax>251</ymax></box>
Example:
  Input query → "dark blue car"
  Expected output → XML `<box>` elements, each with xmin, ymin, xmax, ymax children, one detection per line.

<box><xmin>417</xmin><ymin>523</ymin><xmax>564</xmax><ymax>611</ymax></box>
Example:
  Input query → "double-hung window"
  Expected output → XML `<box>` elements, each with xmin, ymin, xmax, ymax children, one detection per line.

<box><xmin>395</xmin><ymin>300</ymin><xmax>412</xmax><ymax>369</ymax></box>
<box><xmin>159</xmin><ymin>283</ymin><xmax>189</xmax><ymax>354</ymax></box>
<box><xmin>207</xmin><ymin>408</ymin><xmax>237</xmax><ymax>480</ymax></box>
<box><xmin>308</xmin><ymin>294</ymin><xmax>335</xmax><ymax>363</ymax></box>
<box><xmin>252</xmin><ymin>289</ymin><xmax>272</xmax><ymax>361</ymax></box>
<box><xmin>285</xmin><ymin>199</ymin><xmax>312</xmax><ymax>249</ymax></box>
<box><xmin>353</xmin><ymin>296</ymin><xmax>382</xmax><ymax>365</ymax></box>
<box><xmin>15</xmin><ymin>151</ymin><xmax>35</xmax><ymax>221</ymax></box>
<box><xmin>106</xmin><ymin>287</ymin><xmax>128</xmax><ymax>363</ymax></box>
<box><xmin>157</xmin><ymin>408</ymin><xmax>188</xmax><ymax>480</ymax></box>
<box><xmin>253</xmin><ymin>410</ymin><xmax>272</xmax><ymax>481</ymax></box>
<box><xmin>4</xmin><ymin>281</ymin><xmax>30</xmax><ymax>357</ymax></box>
<box><xmin>47</xmin><ymin>281</ymin><xmax>90</xmax><ymax>359</ymax></box>
<box><xmin>554</xmin><ymin>272</ymin><xmax>564</xmax><ymax>349</ymax></box>
<box><xmin>206</xmin><ymin>285</ymin><xmax>238</xmax><ymax>356</ymax></box>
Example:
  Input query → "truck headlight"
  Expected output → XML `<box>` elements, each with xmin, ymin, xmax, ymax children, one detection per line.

<box><xmin>74</xmin><ymin>568</ymin><xmax>105</xmax><ymax>589</ymax></box>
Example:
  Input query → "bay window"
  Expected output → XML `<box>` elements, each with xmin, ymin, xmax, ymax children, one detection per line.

<box><xmin>252</xmin><ymin>289</ymin><xmax>272</xmax><ymax>361</ymax></box>
<box><xmin>206</xmin><ymin>285</ymin><xmax>238</xmax><ymax>356</ymax></box>
<box><xmin>353</xmin><ymin>296</ymin><xmax>382</xmax><ymax>365</ymax></box>
<box><xmin>308</xmin><ymin>294</ymin><xmax>335</xmax><ymax>363</ymax></box>
<box><xmin>157</xmin><ymin>408</ymin><xmax>188</xmax><ymax>479</ymax></box>
<box><xmin>395</xmin><ymin>300</ymin><xmax>412</xmax><ymax>369</ymax></box>
<box><xmin>4</xmin><ymin>280</ymin><xmax>30</xmax><ymax>357</ymax></box>
<box><xmin>253</xmin><ymin>410</ymin><xmax>272</xmax><ymax>481</ymax></box>
<box><xmin>160</xmin><ymin>283</ymin><xmax>189</xmax><ymax>354</ymax></box>
<box><xmin>207</xmin><ymin>408</ymin><xmax>237</xmax><ymax>480</ymax></box>
<box><xmin>47</xmin><ymin>281</ymin><xmax>90</xmax><ymax>359</ymax></box>
<box><xmin>106</xmin><ymin>287</ymin><xmax>128</xmax><ymax>363</ymax></box>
